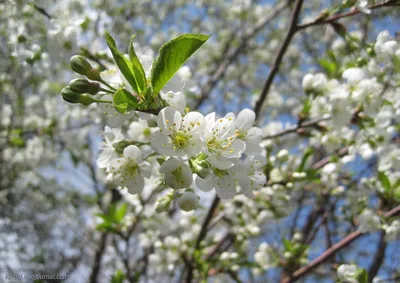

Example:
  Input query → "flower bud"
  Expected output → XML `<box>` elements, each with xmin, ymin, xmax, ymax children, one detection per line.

<box><xmin>366</xmin><ymin>47</ymin><xmax>375</xmax><ymax>57</ymax></box>
<box><xmin>190</xmin><ymin>156</ymin><xmax>211</xmax><ymax>179</ymax></box>
<box><xmin>70</xmin><ymin>55</ymin><xmax>100</xmax><ymax>80</ymax></box>
<box><xmin>70</xmin><ymin>55</ymin><xmax>92</xmax><ymax>74</ymax></box>
<box><xmin>292</xmin><ymin>171</ymin><xmax>307</xmax><ymax>181</ymax></box>
<box><xmin>155</xmin><ymin>193</ymin><xmax>173</xmax><ymax>213</ymax></box>
<box><xmin>61</xmin><ymin>87</ymin><xmax>97</xmax><ymax>106</ymax></box>
<box><xmin>283</xmin><ymin>251</ymin><xmax>292</xmax><ymax>259</ymax></box>
<box><xmin>293</xmin><ymin>232</ymin><xmax>303</xmax><ymax>242</ymax></box>
<box><xmin>61</xmin><ymin>87</ymin><xmax>80</xmax><ymax>104</ymax></box>
<box><xmin>277</xmin><ymin>149</ymin><xmax>289</xmax><ymax>162</ymax></box>
<box><xmin>178</xmin><ymin>191</ymin><xmax>199</xmax><ymax>211</ymax></box>
<box><xmin>302</xmin><ymin>74</ymin><xmax>314</xmax><ymax>92</ymax></box>
<box><xmin>70</xmin><ymin>78</ymin><xmax>100</xmax><ymax>94</ymax></box>
<box><xmin>356</xmin><ymin>57</ymin><xmax>368</xmax><ymax>67</ymax></box>
<box><xmin>79</xmin><ymin>93</ymin><xmax>98</xmax><ymax>106</ymax></box>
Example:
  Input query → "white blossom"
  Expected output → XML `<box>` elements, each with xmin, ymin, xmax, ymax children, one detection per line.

<box><xmin>152</xmin><ymin>107</ymin><xmax>205</xmax><ymax>157</ymax></box>
<box><xmin>109</xmin><ymin>145</ymin><xmax>151</xmax><ymax>194</ymax></box>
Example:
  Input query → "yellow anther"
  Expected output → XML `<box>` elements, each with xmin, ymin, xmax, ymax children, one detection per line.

<box><xmin>165</xmin><ymin>119</ymin><xmax>169</xmax><ymax>124</ymax></box>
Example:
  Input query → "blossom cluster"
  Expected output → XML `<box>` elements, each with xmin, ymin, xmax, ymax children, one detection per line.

<box><xmin>62</xmin><ymin>34</ymin><xmax>268</xmax><ymax>211</ymax></box>
<box><xmin>97</xmin><ymin>103</ymin><xmax>265</xmax><ymax>210</ymax></box>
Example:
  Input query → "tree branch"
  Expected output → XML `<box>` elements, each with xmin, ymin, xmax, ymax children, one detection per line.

<box><xmin>185</xmin><ymin>195</ymin><xmax>220</xmax><ymax>282</ymax></box>
<box><xmin>368</xmin><ymin>230</ymin><xmax>387</xmax><ymax>282</ymax></box>
<box><xmin>297</xmin><ymin>0</ymin><xmax>399</xmax><ymax>31</ymax></box>
<box><xmin>88</xmin><ymin>232</ymin><xmax>108</xmax><ymax>283</ymax></box>
<box><xmin>253</xmin><ymin>0</ymin><xmax>304</xmax><ymax>119</ymax></box>
<box><xmin>194</xmin><ymin>1</ymin><xmax>288</xmax><ymax>109</ymax></box>
<box><xmin>263</xmin><ymin>116</ymin><xmax>330</xmax><ymax>140</ymax></box>
<box><xmin>283</xmin><ymin>205</ymin><xmax>400</xmax><ymax>283</ymax></box>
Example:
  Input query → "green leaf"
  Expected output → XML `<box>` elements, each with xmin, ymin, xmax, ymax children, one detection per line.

<box><xmin>319</xmin><ymin>58</ymin><xmax>337</xmax><ymax>77</ymax></box>
<box><xmin>96</xmin><ymin>222</ymin><xmax>112</xmax><ymax>231</ymax></box>
<box><xmin>151</xmin><ymin>34</ymin><xmax>210</xmax><ymax>94</ymax></box>
<box><xmin>113</xmin><ymin>88</ymin><xmax>139</xmax><ymax>114</ymax></box>
<box><xmin>111</xmin><ymin>270</ymin><xmax>125</xmax><ymax>283</ymax></box>
<box><xmin>302</xmin><ymin>98</ymin><xmax>312</xmax><ymax>114</ymax></box>
<box><xmin>129</xmin><ymin>35</ymin><xmax>147</xmax><ymax>93</ymax></box>
<box><xmin>292</xmin><ymin>243</ymin><xmax>308</xmax><ymax>256</ymax></box>
<box><xmin>355</xmin><ymin>268</ymin><xmax>368</xmax><ymax>283</ymax></box>
<box><xmin>297</xmin><ymin>147</ymin><xmax>314</xmax><ymax>172</ymax></box>
<box><xmin>378</xmin><ymin>171</ymin><xmax>391</xmax><ymax>193</ymax></box>
<box><xmin>115</xmin><ymin>203</ymin><xmax>127</xmax><ymax>222</ymax></box>
<box><xmin>283</xmin><ymin>238</ymin><xmax>293</xmax><ymax>252</ymax></box>
<box><xmin>105</xmin><ymin>32</ymin><xmax>141</xmax><ymax>94</ymax></box>
<box><xmin>95</xmin><ymin>213</ymin><xmax>113</xmax><ymax>223</ymax></box>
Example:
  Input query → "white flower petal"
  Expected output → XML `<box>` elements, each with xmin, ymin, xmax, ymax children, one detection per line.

<box><xmin>195</xmin><ymin>175</ymin><xmax>214</xmax><ymax>192</ymax></box>
<box><xmin>215</xmin><ymin>177</ymin><xmax>237</xmax><ymax>199</ymax></box>
<box><xmin>161</xmin><ymin>91</ymin><xmax>187</xmax><ymax>114</ymax></box>
<box><xmin>139</xmin><ymin>161</ymin><xmax>152</xmax><ymax>178</ymax></box>
<box><xmin>213</xmin><ymin>117</ymin><xmax>235</xmax><ymax>139</ymax></box>
<box><xmin>159</xmin><ymin>157</ymin><xmax>181</xmax><ymax>173</ymax></box>
<box><xmin>127</xmin><ymin>175</ymin><xmax>145</xmax><ymax>194</ymax></box>
<box><xmin>123</xmin><ymin>145</ymin><xmax>143</xmax><ymax>161</ymax></box>
<box><xmin>236</xmin><ymin>108</ymin><xmax>255</xmax><ymax>131</ymax></box>
<box><xmin>151</xmin><ymin>132</ymin><xmax>175</xmax><ymax>156</ymax></box>
<box><xmin>97</xmin><ymin>148</ymin><xmax>116</xmax><ymax>169</ymax></box>
<box><xmin>184</xmin><ymin>132</ymin><xmax>204</xmax><ymax>157</ymax></box>
<box><xmin>183</xmin><ymin>111</ymin><xmax>205</xmax><ymax>133</ymax></box>
<box><xmin>221</xmin><ymin>139</ymin><xmax>246</xmax><ymax>158</ymax></box>
<box><xmin>208</xmin><ymin>155</ymin><xmax>234</xmax><ymax>170</ymax></box>
<box><xmin>157</xmin><ymin>106</ymin><xmax>182</xmax><ymax>133</ymax></box>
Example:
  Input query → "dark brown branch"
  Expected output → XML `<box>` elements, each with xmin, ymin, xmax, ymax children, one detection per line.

<box><xmin>311</xmin><ymin>146</ymin><xmax>349</xmax><ymax>170</ymax></box>
<box><xmin>368</xmin><ymin>230</ymin><xmax>387</xmax><ymax>282</ymax></box>
<box><xmin>194</xmin><ymin>1</ymin><xmax>288</xmax><ymax>109</ymax></box>
<box><xmin>283</xmin><ymin>205</ymin><xmax>400</xmax><ymax>283</ymax></box>
<box><xmin>88</xmin><ymin>232</ymin><xmax>108</xmax><ymax>283</ymax></box>
<box><xmin>185</xmin><ymin>195</ymin><xmax>220</xmax><ymax>282</ymax></box>
<box><xmin>195</xmin><ymin>196</ymin><xmax>221</xmax><ymax>250</ymax></box>
<box><xmin>253</xmin><ymin>0</ymin><xmax>304</xmax><ymax>119</ymax></box>
<box><xmin>253</xmin><ymin>0</ymin><xmax>397</xmax><ymax>119</ymax></box>
<box><xmin>31</xmin><ymin>4</ymin><xmax>53</xmax><ymax>19</ymax></box>
<box><xmin>289</xmin><ymin>191</ymin><xmax>307</xmax><ymax>237</ymax></box>
<box><xmin>263</xmin><ymin>116</ymin><xmax>330</xmax><ymax>140</ymax></box>
<box><xmin>205</xmin><ymin>233</ymin><xmax>234</xmax><ymax>260</ymax></box>
<box><xmin>297</xmin><ymin>0</ymin><xmax>399</xmax><ymax>31</ymax></box>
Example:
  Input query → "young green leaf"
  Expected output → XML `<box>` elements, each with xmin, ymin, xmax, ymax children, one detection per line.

<box><xmin>355</xmin><ymin>268</ymin><xmax>368</xmax><ymax>283</ymax></box>
<box><xmin>282</xmin><ymin>238</ymin><xmax>293</xmax><ymax>252</ymax></box>
<box><xmin>319</xmin><ymin>58</ymin><xmax>337</xmax><ymax>77</ymax></box>
<box><xmin>114</xmin><ymin>203</ymin><xmax>127</xmax><ymax>222</ymax></box>
<box><xmin>113</xmin><ymin>88</ymin><xmax>139</xmax><ymax>114</ymax></box>
<box><xmin>378</xmin><ymin>171</ymin><xmax>391</xmax><ymax>193</ymax></box>
<box><xmin>105</xmin><ymin>32</ymin><xmax>142</xmax><ymax>94</ymax></box>
<box><xmin>151</xmin><ymin>34</ymin><xmax>211</xmax><ymax>94</ymax></box>
<box><xmin>111</xmin><ymin>270</ymin><xmax>125</xmax><ymax>283</ymax></box>
<box><xmin>129</xmin><ymin>35</ymin><xmax>147</xmax><ymax>93</ymax></box>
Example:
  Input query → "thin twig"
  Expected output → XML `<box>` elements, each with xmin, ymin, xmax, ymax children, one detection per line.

<box><xmin>185</xmin><ymin>195</ymin><xmax>220</xmax><ymax>282</ymax></box>
<box><xmin>194</xmin><ymin>1</ymin><xmax>288</xmax><ymax>109</ymax></box>
<box><xmin>263</xmin><ymin>116</ymin><xmax>330</xmax><ymax>140</ymax></box>
<box><xmin>283</xmin><ymin>205</ymin><xmax>400</xmax><ymax>283</ymax></box>
<box><xmin>253</xmin><ymin>0</ymin><xmax>304</xmax><ymax>119</ymax></box>
<box><xmin>297</xmin><ymin>0</ymin><xmax>399</xmax><ymax>31</ymax></box>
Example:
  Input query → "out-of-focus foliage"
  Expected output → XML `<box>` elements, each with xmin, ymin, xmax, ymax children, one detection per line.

<box><xmin>0</xmin><ymin>0</ymin><xmax>399</xmax><ymax>283</ymax></box>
